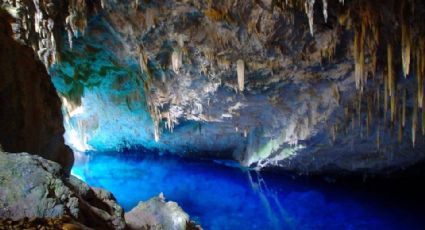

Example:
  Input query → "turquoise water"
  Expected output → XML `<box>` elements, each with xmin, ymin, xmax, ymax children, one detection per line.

<box><xmin>72</xmin><ymin>150</ymin><xmax>424</xmax><ymax>230</ymax></box>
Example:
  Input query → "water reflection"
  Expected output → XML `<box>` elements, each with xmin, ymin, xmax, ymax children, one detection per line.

<box><xmin>72</xmin><ymin>150</ymin><xmax>423</xmax><ymax>230</ymax></box>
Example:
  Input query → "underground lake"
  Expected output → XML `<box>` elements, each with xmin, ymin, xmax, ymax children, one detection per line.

<box><xmin>3</xmin><ymin>0</ymin><xmax>425</xmax><ymax>229</ymax></box>
<box><xmin>72</xmin><ymin>149</ymin><xmax>425</xmax><ymax>230</ymax></box>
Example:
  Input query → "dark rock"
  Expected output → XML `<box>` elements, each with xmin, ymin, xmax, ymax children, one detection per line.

<box><xmin>0</xmin><ymin>10</ymin><xmax>73</xmax><ymax>173</ymax></box>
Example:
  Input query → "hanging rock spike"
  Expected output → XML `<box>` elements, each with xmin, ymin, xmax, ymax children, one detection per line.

<box><xmin>322</xmin><ymin>0</ymin><xmax>328</xmax><ymax>23</ymax></box>
<box><xmin>237</xmin><ymin>59</ymin><xmax>245</xmax><ymax>92</ymax></box>
<box><xmin>304</xmin><ymin>0</ymin><xmax>315</xmax><ymax>36</ymax></box>
<box><xmin>401</xmin><ymin>23</ymin><xmax>411</xmax><ymax>78</ymax></box>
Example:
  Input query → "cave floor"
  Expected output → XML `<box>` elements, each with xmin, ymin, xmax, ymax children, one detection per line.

<box><xmin>72</xmin><ymin>150</ymin><xmax>425</xmax><ymax>230</ymax></box>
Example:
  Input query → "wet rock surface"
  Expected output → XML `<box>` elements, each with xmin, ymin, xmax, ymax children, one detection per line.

<box><xmin>0</xmin><ymin>151</ymin><xmax>125</xmax><ymax>230</ymax></box>
<box><xmin>125</xmin><ymin>193</ymin><xmax>200</xmax><ymax>230</ymax></box>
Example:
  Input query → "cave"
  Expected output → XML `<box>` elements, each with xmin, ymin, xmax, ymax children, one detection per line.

<box><xmin>1</xmin><ymin>0</ymin><xmax>425</xmax><ymax>229</ymax></box>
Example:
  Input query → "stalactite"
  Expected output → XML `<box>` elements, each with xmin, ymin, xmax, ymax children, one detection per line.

<box><xmin>412</xmin><ymin>94</ymin><xmax>418</xmax><ymax>147</ymax></box>
<box><xmin>402</xmin><ymin>89</ymin><xmax>406</xmax><ymax>127</ymax></box>
<box><xmin>138</xmin><ymin>45</ymin><xmax>149</xmax><ymax>74</ymax></box>
<box><xmin>172</xmin><ymin>49</ymin><xmax>182</xmax><ymax>73</ymax></box>
<box><xmin>376</xmin><ymin>123</ymin><xmax>380</xmax><ymax>151</ymax></box>
<box><xmin>354</xmin><ymin>23</ymin><xmax>366</xmax><ymax>92</ymax></box>
<box><xmin>66</xmin><ymin>0</ymin><xmax>88</xmax><ymax>48</ymax></box>
<box><xmin>401</xmin><ymin>23</ymin><xmax>411</xmax><ymax>77</ymax></box>
<box><xmin>422</xmin><ymin>100</ymin><xmax>425</xmax><ymax>135</ymax></box>
<box><xmin>304</xmin><ymin>0</ymin><xmax>315</xmax><ymax>36</ymax></box>
<box><xmin>398</xmin><ymin>107</ymin><xmax>403</xmax><ymax>144</ymax></box>
<box><xmin>387</xmin><ymin>44</ymin><xmax>395</xmax><ymax>97</ymax></box>
<box><xmin>417</xmin><ymin>39</ymin><xmax>425</xmax><ymax>108</ymax></box>
<box><xmin>367</xmin><ymin>96</ymin><xmax>372</xmax><ymax>137</ymax></box>
<box><xmin>166</xmin><ymin>112</ymin><xmax>174</xmax><ymax>133</ymax></box>
<box><xmin>322</xmin><ymin>0</ymin><xmax>328</xmax><ymax>23</ymax></box>
<box><xmin>151</xmin><ymin>105</ymin><xmax>161</xmax><ymax>142</ymax></box>
<box><xmin>331</xmin><ymin>124</ymin><xmax>336</xmax><ymax>143</ymax></box>
<box><xmin>390</xmin><ymin>90</ymin><xmax>396</xmax><ymax>123</ymax></box>
<box><xmin>384</xmin><ymin>71</ymin><xmax>389</xmax><ymax>123</ymax></box>
<box><xmin>237</xmin><ymin>59</ymin><xmax>245</xmax><ymax>92</ymax></box>
<box><xmin>387</xmin><ymin>44</ymin><xmax>397</xmax><ymax>123</ymax></box>
<box><xmin>145</xmin><ymin>8</ymin><xmax>157</xmax><ymax>29</ymax></box>
<box><xmin>357</xmin><ymin>93</ymin><xmax>362</xmax><ymax>128</ymax></box>
<box><xmin>376</xmin><ymin>86</ymin><xmax>380</xmax><ymax>114</ymax></box>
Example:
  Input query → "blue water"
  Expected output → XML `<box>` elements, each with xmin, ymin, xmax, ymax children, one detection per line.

<box><xmin>72</xmin><ymin>150</ymin><xmax>424</xmax><ymax>230</ymax></box>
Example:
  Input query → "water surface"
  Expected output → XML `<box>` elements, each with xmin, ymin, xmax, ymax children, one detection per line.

<box><xmin>72</xmin><ymin>150</ymin><xmax>424</xmax><ymax>230</ymax></box>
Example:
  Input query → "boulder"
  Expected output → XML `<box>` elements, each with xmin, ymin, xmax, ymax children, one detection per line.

<box><xmin>0</xmin><ymin>152</ymin><xmax>125</xmax><ymax>229</ymax></box>
<box><xmin>125</xmin><ymin>193</ymin><xmax>199</xmax><ymax>230</ymax></box>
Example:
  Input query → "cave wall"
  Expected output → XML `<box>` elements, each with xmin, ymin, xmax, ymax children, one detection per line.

<box><xmin>1</xmin><ymin>0</ymin><xmax>425</xmax><ymax>174</ymax></box>
<box><xmin>0</xmin><ymin>11</ymin><xmax>73</xmax><ymax>173</ymax></box>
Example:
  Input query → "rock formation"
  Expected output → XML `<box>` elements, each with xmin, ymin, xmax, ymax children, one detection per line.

<box><xmin>2</xmin><ymin>0</ymin><xmax>425</xmax><ymax>173</ymax></box>
<box><xmin>0</xmin><ymin>9</ymin><xmax>73</xmax><ymax>173</ymax></box>
<box><xmin>0</xmin><ymin>151</ymin><xmax>125</xmax><ymax>229</ymax></box>
<box><xmin>125</xmin><ymin>193</ymin><xmax>200</xmax><ymax>230</ymax></box>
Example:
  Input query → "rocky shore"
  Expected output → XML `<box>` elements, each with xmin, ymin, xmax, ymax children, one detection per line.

<box><xmin>0</xmin><ymin>151</ymin><xmax>200</xmax><ymax>230</ymax></box>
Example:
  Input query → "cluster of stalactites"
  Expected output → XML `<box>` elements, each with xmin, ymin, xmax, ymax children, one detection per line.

<box><xmin>301</xmin><ymin>0</ymin><xmax>346</xmax><ymax>35</ymax></box>
<box><xmin>2</xmin><ymin>0</ymin><xmax>90</xmax><ymax>66</ymax></box>
<box><xmin>327</xmin><ymin>0</ymin><xmax>425</xmax><ymax>150</ymax></box>
<box><xmin>350</xmin><ymin>7</ymin><xmax>380</xmax><ymax>93</ymax></box>
<box><xmin>1</xmin><ymin>0</ymin><xmax>60</xmax><ymax>66</ymax></box>
<box><xmin>66</xmin><ymin>0</ymin><xmax>88</xmax><ymax>49</ymax></box>
<box><xmin>138</xmin><ymin>44</ymin><xmax>161</xmax><ymax>142</ymax></box>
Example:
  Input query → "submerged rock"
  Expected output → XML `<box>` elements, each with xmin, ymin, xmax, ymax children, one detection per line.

<box><xmin>125</xmin><ymin>193</ymin><xmax>200</xmax><ymax>230</ymax></box>
<box><xmin>0</xmin><ymin>151</ymin><xmax>125</xmax><ymax>229</ymax></box>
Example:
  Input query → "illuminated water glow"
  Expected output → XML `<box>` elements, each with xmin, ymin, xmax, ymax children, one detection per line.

<box><xmin>72</xmin><ymin>150</ymin><xmax>424</xmax><ymax>230</ymax></box>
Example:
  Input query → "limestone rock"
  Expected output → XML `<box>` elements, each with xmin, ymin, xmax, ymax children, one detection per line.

<box><xmin>125</xmin><ymin>193</ymin><xmax>196</xmax><ymax>230</ymax></box>
<box><xmin>0</xmin><ymin>152</ymin><xmax>125</xmax><ymax>230</ymax></box>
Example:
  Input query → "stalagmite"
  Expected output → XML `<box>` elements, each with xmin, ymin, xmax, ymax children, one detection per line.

<box><xmin>237</xmin><ymin>59</ymin><xmax>245</xmax><ymax>92</ymax></box>
<box><xmin>304</xmin><ymin>0</ymin><xmax>315</xmax><ymax>36</ymax></box>
<box><xmin>401</xmin><ymin>23</ymin><xmax>411</xmax><ymax>77</ymax></box>
<box><xmin>172</xmin><ymin>49</ymin><xmax>182</xmax><ymax>73</ymax></box>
